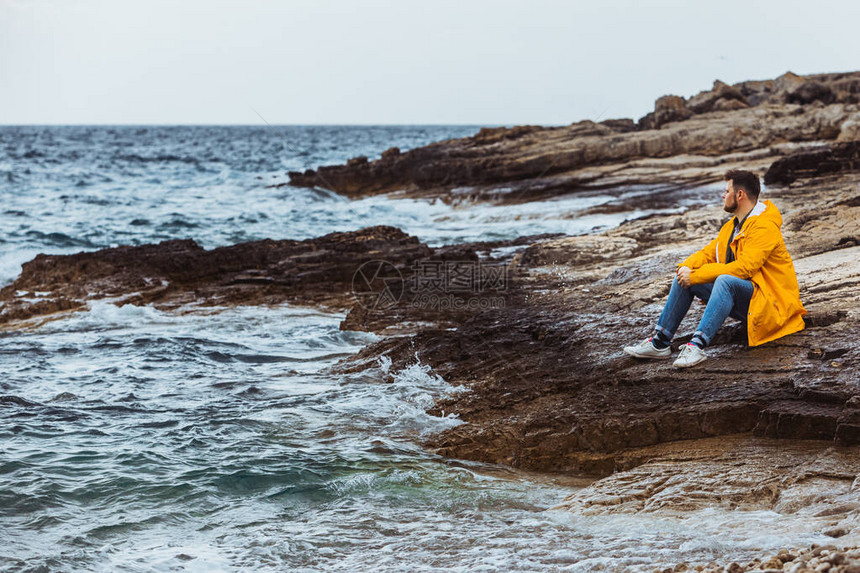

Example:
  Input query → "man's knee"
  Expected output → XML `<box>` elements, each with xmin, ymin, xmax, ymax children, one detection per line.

<box><xmin>712</xmin><ymin>275</ymin><xmax>753</xmax><ymax>302</ymax></box>
<box><xmin>689</xmin><ymin>280</ymin><xmax>712</xmax><ymax>302</ymax></box>
<box><xmin>715</xmin><ymin>274</ymin><xmax>750</xmax><ymax>288</ymax></box>
<box><xmin>713</xmin><ymin>274</ymin><xmax>737</xmax><ymax>291</ymax></box>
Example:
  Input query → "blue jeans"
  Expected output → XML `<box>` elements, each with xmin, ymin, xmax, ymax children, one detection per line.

<box><xmin>655</xmin><ymin>275</ymin><xmax>754</xmax><ymax>347</ymax></box>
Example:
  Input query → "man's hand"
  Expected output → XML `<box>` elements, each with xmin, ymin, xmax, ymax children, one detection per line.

<box><xmin>677</xmin><ymin>266</ymin><xmax>692</xmax><ymax>289</ymax></box>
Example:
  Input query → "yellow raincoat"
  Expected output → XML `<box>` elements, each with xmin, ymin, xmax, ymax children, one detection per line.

<box><xmin>679</xmin><ymin>199</ymin><xmax>807</xmax><ymax>346</ymax></box>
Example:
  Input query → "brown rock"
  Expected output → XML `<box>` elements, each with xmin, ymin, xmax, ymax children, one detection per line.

<box><xmin>812</xmin><ymin>546</ymin><xmax>837</xmax><ymax>557</ymax></box>
<box><xmin>763</xmin><ymin>141</ymin><xmax>860</xmax><ymax>185</ymax></box>
<box><xmin>687</xmin><ymin>79</ymin><xmax>749</xmax><ymax>114</ymax></box>
<box><xmin>639</xmin><ymin>95</ymin><xmax>693</xmax><ymax>129</ymax></box>
<box><xmin>837</xmin><ymin>112</ymin><xmax>860</xmax><ymax>141</ymax></box>
<box><xmin>600</xmin><ymin>118</ymin><xmax>638</xmax><ymax>132</ymax></box>
<box><xmin>0</xmin><ymin>226</ymin><xmax>434</xmax><ymax>326</ymax></box>
<box><xmin>787</xmin><ymin>81</ymin><xmax>835</xmax><ymax>105</ymax></box>
<box><xmin>774</xmin><ymin>71</ymin><xmax>807</xmax><ymax>95</ymax></box>
<box><xmin>712</xmin><ymin>98</ymin><xmax>750</xmax><ymax>112</ymax></box>
<box><xmin>381</xmin><ymin>147</ymin><xmax>401</xmax><ymax>159</ymax></box>
<box><xmin>762</xmin><ymin>556</ymin><xmax>784</xmax><ymax>569</ymax></box>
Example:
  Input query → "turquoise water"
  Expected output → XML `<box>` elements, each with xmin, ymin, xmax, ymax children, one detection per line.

<box><xmin>0</xmin><ymin>302</ymin><xmax>584</xmax><ymax>571</ymax></box>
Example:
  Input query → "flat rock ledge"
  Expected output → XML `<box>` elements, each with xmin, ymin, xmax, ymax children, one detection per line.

<box><xmin>0</xmin><ymin>226</ymin><xmax>431</xmax><ymax>327</ymax></box>
<box><xmin>332</xmin><ymin>166</ymin><xmax>860</xmax><ymax>474</ymax></box>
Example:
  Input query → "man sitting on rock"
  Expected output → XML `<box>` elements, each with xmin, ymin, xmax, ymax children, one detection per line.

<box><xmin>624</xmin><ymin>169</ymin><xmax>807</xmax><ymax>368</ymax></box>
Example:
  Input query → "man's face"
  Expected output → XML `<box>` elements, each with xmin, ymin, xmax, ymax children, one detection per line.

<box><xmin>722</xmin><ymin>180</ymin><xmax>739</xmax><ymax>214</ymax></box>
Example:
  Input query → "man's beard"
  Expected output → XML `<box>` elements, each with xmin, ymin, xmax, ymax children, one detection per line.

<box><xmin>723</xmin><ymin>197</ymin><xmax>737</xmax><ymax>213</ymax></box>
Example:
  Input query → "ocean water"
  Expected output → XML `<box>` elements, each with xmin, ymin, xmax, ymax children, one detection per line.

<box><xmin>0</xmin><ymin>125</ymin><xmax>715</xmax><ymax>286</ymax></box>
<box><xmin>0</xmin><ymin>126</ymin><xmax>833</xmax><ymax>572</ymax></box>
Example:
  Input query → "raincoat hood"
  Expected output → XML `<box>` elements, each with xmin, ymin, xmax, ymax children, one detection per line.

<box><xmin>750</xmin><ymin>200</ymin><xmax>782</xmax><ymax>230</ymax></box>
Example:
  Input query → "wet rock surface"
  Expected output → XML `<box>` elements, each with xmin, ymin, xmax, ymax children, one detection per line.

<box><xmin>765</xmin><ymin>141</ymin><xmax>860</xmax><ymax>186</ymax></box>
<box><xmin>0</xmin><ymin>226</ymin><xmax>544</xmax><ymax>333</ymax></box>
<box><xmin>330</xmin><ymin>170</ymin><xmax>860</xmax><ymax>479</ymax></box>
<box><xmin>0</xmin><ymin>226</ymin><xmax>433</xmax><ymax>326</ymax></box>
<box><xmin>663</xmin><ymin>545</ymin><xmax>860</xmax><ymax>572</ymax></box>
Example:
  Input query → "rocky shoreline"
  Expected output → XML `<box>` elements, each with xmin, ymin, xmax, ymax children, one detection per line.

<box><xmin>3</xmin><ymin>71</ymin><xmax>860</xmax><ymax>567</ymax></box>
<box><xmin>663</xmin><ymin>544</ymin><xmax>860</xmax><ymax>572</ymax></box>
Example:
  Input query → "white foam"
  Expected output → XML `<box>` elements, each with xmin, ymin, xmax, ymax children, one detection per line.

<box><xmin>96</xmin><ymin>540</ymin><xmax>233</xmax><ymax>573</ymax></box>
<box><xmin>323</xmin><ymin>355</ymin><xmax>466</xmax><ymax>440</ymax></box>
<box><xmin>381</xmin><ymin>358</ymin><xmax>467</xmax><ymax>437</ymax></box>
<box><xmin>0</xmin><ymin>247</ymin><xmax>47</xmax><ymax>287</ymax></box>
<box><xmin>35</xmin><ymin>299</ymin><xmax>174</xmax><ymax>334</ymax></box>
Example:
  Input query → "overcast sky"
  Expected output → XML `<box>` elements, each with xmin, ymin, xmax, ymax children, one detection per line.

<box><xmin>1</xmin><ymin>0</ymin><xmax>858</xmax><ymax>125</ymax></box>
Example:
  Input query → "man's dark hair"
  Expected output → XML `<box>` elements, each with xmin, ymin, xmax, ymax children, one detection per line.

<box><xmin>725</xmin><ymin>169</ymin><xmax>761</xmax><ymax>201</ymax></box>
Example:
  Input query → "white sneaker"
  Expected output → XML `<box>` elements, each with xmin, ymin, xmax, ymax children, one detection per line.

<box><xmin>623</xmin><ymin>337</ymin><xmax>671</xmax><ymax>359</ymax></box>
<box><xmin>673</xmin><ymin>343</ymin><xmax>707</xmax><ymax>368</ymax></box>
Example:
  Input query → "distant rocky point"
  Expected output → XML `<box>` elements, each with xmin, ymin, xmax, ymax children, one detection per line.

<box><xmin>286</xmin><ymin>71</ymin><xmax>860</xmax><ymax>204</ymax></box>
